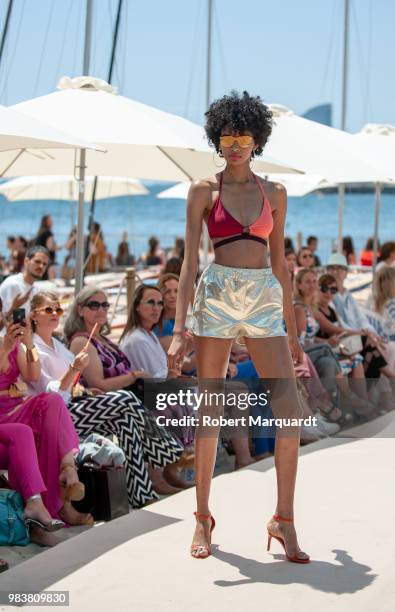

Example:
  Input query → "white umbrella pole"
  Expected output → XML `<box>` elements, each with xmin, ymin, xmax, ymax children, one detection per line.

<box><xmin>75</xmin><ymin>149</ymin><xmax>86</xmax><ymax>294</ymax></box>
<box><xmin>337</xmin><ymin>184</ymin><xmax>345</xmax><ymax>253</ymax></box>
<box><xmin>372</xmin><ymin>182</ymin><xmax>381</xmax><ymax>270</ymax></box>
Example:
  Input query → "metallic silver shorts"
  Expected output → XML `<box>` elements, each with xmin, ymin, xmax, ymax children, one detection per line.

<box><xmin>189</xmin><ymin>263</ymin><xmax>286</xmax><ymax>344</ymax></box>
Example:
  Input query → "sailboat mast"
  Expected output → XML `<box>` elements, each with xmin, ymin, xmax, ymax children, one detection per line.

<box><xmin>340</xmin><ymin>0</ymin><xmax>349</xmax><ymax>131</ymax></box>
<box><xmin>0</xmin><ymin>0</ymin><xmax>14</xmax><ymax>69</ymax></box>
<box><xmin>337</xmin><ymin>0</ymin><xmax>349</xmax><ymax>253</ymax></box>
<box><xmin>202</xmin><ymin>0</ymin><xmax>213</xmax><ymax>266</ymax></box>
<box><xmin>206</xmin><ymin>0</ymin><xmax>213</xmax><ymax>108</ymax></box>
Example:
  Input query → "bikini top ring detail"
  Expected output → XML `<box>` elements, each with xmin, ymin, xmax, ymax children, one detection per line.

<box><xmin>207</xmin><ymin>172</ymin><xmax>274</xmax><ymax>250</ymax></box>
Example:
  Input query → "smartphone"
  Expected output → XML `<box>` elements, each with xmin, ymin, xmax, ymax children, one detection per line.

<box><xmin>12</xmin><ymin>308</ymin><xmax>26</xmax><ymax>325</ymax></box>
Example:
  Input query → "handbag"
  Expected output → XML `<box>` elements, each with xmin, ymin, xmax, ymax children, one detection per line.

<box><xmin>338</xmin><ymin>334</ymin><xmax>363</xmax><ymax>356</ymax></box>
<box><xmin>0</xmin><ymin>489</ymin><xmax>30</xmax><ymax>546</ymax></box>
<box><xmin>72</xmin><ymin>464</ymin><xmax>129</xmax><ymax>521</ymax></box>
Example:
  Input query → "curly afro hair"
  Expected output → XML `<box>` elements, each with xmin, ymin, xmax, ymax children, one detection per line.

<box><xmin>204</xmin><ymin>90</ymin><xmax>273</xmax><ymax>158</ymax></box>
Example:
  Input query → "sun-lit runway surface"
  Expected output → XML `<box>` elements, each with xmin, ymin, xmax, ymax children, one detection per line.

<box><xmin>1</xmin><ymin>414</ymin><xmax>394</xmax><ymax>612</ymax></box>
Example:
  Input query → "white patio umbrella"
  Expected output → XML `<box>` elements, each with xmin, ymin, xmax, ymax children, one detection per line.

<box><xmin>0</xmin><ymin>175</ymin><xmax>148</xmax><ymax>201</ymax></box>
<box><xmin>264</xmin><ymin>105</ymin><xmax>394</xmax><ymax>258</ymax></box>
<box><xmin>11</xmin><ymin>77</ymin><xmax>301</xmax><ymax>291</ymax></box>
<box><xmin>352</xmin><ymin>124</ymin><xmax>395</xmax><ymax>267</ymax></box>
<box><xmin>157</xmin><ymin>174</ymin><xmax>326</xmax><ymax>200</ymax></box>
<box><xmin>0</xmin><ymin>103</ymin><xmax>100</xmax><ymax>176</ymax></box>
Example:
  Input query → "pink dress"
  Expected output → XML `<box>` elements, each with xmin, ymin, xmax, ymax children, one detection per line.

<box><xmin>0</xmin><ymin>344</ymin><xmax>79</xmax><ymax>518</ymax></box>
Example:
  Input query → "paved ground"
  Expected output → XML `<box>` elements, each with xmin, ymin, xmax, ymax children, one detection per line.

<box><xmin>0</xmin><ymin>413</ymin><xmax>394</xmax><ymax>612</ymax></box>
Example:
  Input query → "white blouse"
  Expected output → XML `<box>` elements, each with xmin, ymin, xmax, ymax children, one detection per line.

<box><xmin>119</xmin><ymin>327</ymin><xmax>168</xmax><ymax>379</ymax></box>
<box><xmin>29</xmin><ymin>333</ymin><xmax>74</xmax><ymax>402</ymax></box>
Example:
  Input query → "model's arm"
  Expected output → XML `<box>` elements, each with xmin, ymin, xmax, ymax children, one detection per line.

<box><xmin>168</xmin><ymin>180</ymin><xmax>210</xmax><ymax>369</ymax></box>
<box><xmin>269</xmin><ymin>184</ymin><xmax>302</xmax><ymax>364</ymax></box>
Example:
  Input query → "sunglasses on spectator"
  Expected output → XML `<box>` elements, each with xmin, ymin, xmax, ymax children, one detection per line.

<box><xmin>327</xmin><ymin>265</ymin><xmax>347</xmax><ymax>271</ymax></box>
<box><xmin>301</xmin><ymin>254</ymin><xmax>313</xmax><ymax>259</ymax></box>
<box><xmin>141</xmin><ymin>299</ymin><xmax>164</xmax><ymax>307</ymax></box>
<box><xmin>35</xmin><ymin>306</ymin><xmax>64</xmax><ymax>316</ymax></box>
<box><xmin>219</xmin><ymin>135</ymin><xmax>254</xmax><ymax>148</ymax></box>
<box><xmin>320</xmin><ymin>286</ymin><xmax>338</xmax><ymax>294</ymax></box>
<box><xmin>84</xmin><ymin>301</ymin><xmax>110</xmax><ymax>311</ymax></box>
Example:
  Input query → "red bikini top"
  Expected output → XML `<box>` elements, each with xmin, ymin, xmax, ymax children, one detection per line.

<box><xmin>207</xmin><ymin>172</ymin><xmax>273</xmax><ymax>250</ymax></box>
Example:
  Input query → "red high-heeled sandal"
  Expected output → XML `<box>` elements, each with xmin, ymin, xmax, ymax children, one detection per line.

<box><xmin>190</xmin><ymin>512</ymin><xmax>216</xmax><ymax>559</ymax></box>
<box><xmin>267</xmin><ymin>514</ymin><xmax>310</xmax><ymax>564</ymax></box>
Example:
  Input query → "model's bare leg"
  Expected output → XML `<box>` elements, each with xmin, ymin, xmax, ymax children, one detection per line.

<box><xmin>191</xmin><ymin>336</ymin><xmax>233</xmax><ymax>557</ymax></box>
<box><xmin>245</xmin><ymin>336</ymin><xmax>309</xmax><ymax>561</ymax></box>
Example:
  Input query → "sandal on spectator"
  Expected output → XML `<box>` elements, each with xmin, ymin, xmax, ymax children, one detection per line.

<box><xmin>25</xmin><ymin>517</ymin><xmax>65</xmax><ymax>532</ymax></box>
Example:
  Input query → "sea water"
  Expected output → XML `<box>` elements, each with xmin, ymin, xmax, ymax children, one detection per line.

<box><xmin>0</xmin><ymin>184</ymin><xmax>394</xmax><ymax>267</ymax></box>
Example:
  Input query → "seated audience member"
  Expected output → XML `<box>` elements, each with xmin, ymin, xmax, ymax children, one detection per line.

<box><xmin>154</xmin><ymin>273</ymin><xmax>197</xmax><ymax>374</ymax></box>
<box><xmin>5</xmin><ymin>236</ymin><xmax>16</xmax><ymax>271</ymax></box>
<box><xmin>307</xmin><ymin>235</ymin><xmax>321</xmax><ymax>267</ymax></box>
<box><xmin>327</xmin><ymin>253</ymin><xmax>394</xmax><ymax>367</ymax></box>
<box><xmin>315</xmin><ymin>274</ymin><xmax>366</xmax><ymax>379</ymax></box>
<box><xmin>342</xmin><ymin>236</ymin><xmax>356</xmax><ymax>265</ymax></box>
<box><xmin>284</xmin><ymin>236</ymin><xmax>295</xmax><ymax>251</ymax></box>
<box><xmin>168</xmin><ymin>237</ymin><xmax>185</xmax><ymax>260</ymax></box>
<box><xmin>373</xmin><ymin>266</ymin><xmax>395</xmax><ymax>341</ymax></box>
<box><xmin>115</xmin><ymin>232</ymin><xmax>135</xmax><ymax>267</ymax></box>
<box><xmin>0</xmin><ymin>423</ymin><xmax>65</xmax><ymax>546</ymax></box>
<box><xmin>359</xmin><ymin>237</ymin><xmax>377</xmax><ymax>267</ymax></box>
<box><xmin>285</xmin><ymin>248</ymin><xmax>297</xmax><ymax>284</ymax></box>
<box><xmin>34</xmin><ymin>215</ymin><xmax>59</xmax><ymax>280</ymax></box>
<box><xmin>153</xmin><ymin>273</ymin><xmax>178</xmax><ymax>347</ymax></box>
<box><xmin>120</xmin><ymin>285</ymin><xmax>170</xmax><ymax>378</ymax></box>
<box><xmin>0</xmin><ymin>246</ymin><xmax>49</xmax><ymax>317</ymax></box>
<box><xmin>376</xmin><ymin>241</ymin><xmax>395</xmax><ymax>272</ymax></box>
<box><xmin>86</xmin><ymin>222</ymin><xmax>108</xmax><ymax>274</ymax></box>
<box><xmin>0</xmin><ymin>302</ymin><xmax>88</xmax><ymax>532</ymax></box>
<box><xmin>14</xmin><ymin>236</ymin><xmax>28</xmax><ymax>273</ymax></box>
<box><xmin>293</xmin><ymin>267</ymin><xmax>375</xmax><ymax>417</ymax></box>
<box><xmin>161</xmin><ymin>257</ymin><xmax>182</xmax><ymax>277</ymax></box>
<box><xmin>140</xmin><ymin>236</ymin><xmax>166</xmax><ymax>267</ymax></box>
<box><xmin>62</xmin><ymin>287</ymin><xmax>185</xmax><ymax>499</ymax></box>
<box><xmin>296</xmin><ymin>246</ymin><xmax>315</xmax><ymax>269</ymax></box>
<box><xmin>61</xmin><ymin>227</ymin><xmax>77</xmax><ymax>281</ymax></box>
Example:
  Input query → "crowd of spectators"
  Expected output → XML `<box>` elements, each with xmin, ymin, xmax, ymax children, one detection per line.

<box><xmin>1</xmin><ymin>229</ymin><xmax>394</xmax><ymax>564</ymax></box>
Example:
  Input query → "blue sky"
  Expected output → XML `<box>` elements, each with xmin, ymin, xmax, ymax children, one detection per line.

<box><xmin>0</xmin><ymin>0</ymin><xmax>394</xmax><ymax>133</ymax></box>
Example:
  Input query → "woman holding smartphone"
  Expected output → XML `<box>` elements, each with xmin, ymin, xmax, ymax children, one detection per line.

<box><xmin>0</xmin><ymin>299</ymin><xmax>88</xmax><ymax>536</ymax></box>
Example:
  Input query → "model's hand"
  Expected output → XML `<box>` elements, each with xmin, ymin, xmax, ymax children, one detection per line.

<box><xmin>288</xmin><ymin>335</ymin><xmax>304</xmax><ymax>365</ymax></box>
<box><xmin>168</xmin><ymin>333</ymin><xmax>187</xmax><ymax>374</ymax></box>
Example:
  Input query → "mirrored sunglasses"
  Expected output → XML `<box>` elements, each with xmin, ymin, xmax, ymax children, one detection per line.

<box><xmin>219</xmin><ymin>135</ymin><xmax>254</xmax><ymax>148</ymax></box>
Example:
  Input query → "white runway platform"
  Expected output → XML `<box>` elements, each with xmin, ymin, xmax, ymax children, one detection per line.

<box><xmin>1</xmin><ymin>413</ymin><xmax>394</xmax><ymax>612</ymax></box>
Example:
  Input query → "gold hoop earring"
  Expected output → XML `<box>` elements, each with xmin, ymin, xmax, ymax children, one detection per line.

<box><xmin>213</xmin><ymin>151</ymin><xmax>226</xmax><ymax>168</ymax></box>
<box><xmin>249</xmin><ymin>155</ymin><xmax>256</xmax><ymax>170</ymax></box>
